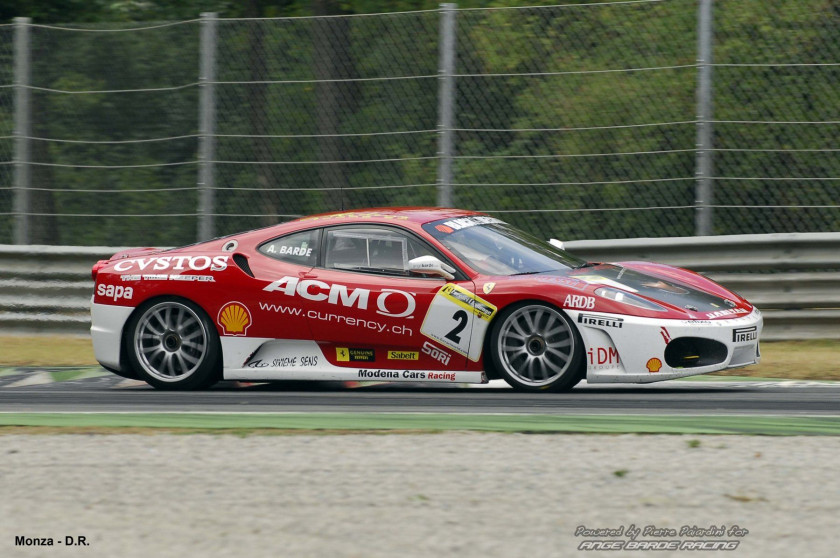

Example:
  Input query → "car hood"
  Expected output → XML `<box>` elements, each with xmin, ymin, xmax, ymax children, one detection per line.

<box><xmin>540</xmin><ymin>262</ymin><xmax>750</xmax><ymax>318</ymax></box>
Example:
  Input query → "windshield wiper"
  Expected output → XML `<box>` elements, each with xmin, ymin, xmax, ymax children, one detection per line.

<box><xmin>574</xmin><ymin>262</ymin><xmax>597</xmax><ymax>269</ymax></box>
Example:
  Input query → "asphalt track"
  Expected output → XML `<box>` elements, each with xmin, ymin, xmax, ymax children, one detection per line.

<box><xmin>1</xmin><ymin>367</ymin><xmax>838</xmax><ymax>415</ymax></box>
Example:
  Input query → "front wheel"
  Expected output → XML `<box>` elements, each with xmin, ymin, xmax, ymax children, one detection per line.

<box><xmin>489</xmin><ymin>302</ymin><xmax>585</xmax><ymax>392</ymax></box>
<box><xmin>125</xmin><ymin>298</ymin><xmax>221</xmax><ymax>390</ymax></box>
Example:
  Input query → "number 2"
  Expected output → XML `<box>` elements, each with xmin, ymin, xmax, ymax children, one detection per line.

<box><xmin>445</xmin><ymin>310</ymin><xmax>468</xmax><ymax>344</ymax></box>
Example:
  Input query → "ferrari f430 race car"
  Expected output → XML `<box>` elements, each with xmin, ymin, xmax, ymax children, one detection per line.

<box><xmin>91</xmin><ymin>208</ymin><xmax>761</xmax><ymax>391</ymax></box>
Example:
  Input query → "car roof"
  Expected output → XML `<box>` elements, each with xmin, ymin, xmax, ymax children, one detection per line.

<box><xmin>206</xmin><ymin>207</ymin><xmax>487</xmax><ymax>249</ymax></box>
<box><xmin>293</xmin><ymin>207</ymin><xmax>485</xmax><ymax>225</ymax></box>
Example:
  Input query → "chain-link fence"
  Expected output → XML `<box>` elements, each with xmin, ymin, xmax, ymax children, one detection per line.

<box><xmin>0</xmin><ymin>24</ymin><xmax>15</xmax><ymax>245</ymax></box>
<box><xmin>1</xmin><ymin>0</ymin><xmax>838</xmax><ymax>247</ymax></box>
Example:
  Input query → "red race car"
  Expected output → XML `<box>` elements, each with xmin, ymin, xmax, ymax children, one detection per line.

<box><xmin>91</xmin><ymin>208</ymin><xmax>762</xmax><ymax>391</ymax></box>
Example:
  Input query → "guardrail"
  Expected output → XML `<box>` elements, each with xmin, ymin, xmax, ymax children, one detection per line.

<box><xmin>0</xmin><ymin>245</ymin><xmax>124</xmax><ymax>335</ymax></box>
<box><xmin>2</xmin><ymin>233</ymin><xmax>839</xmax><ymax>340</ymax></box>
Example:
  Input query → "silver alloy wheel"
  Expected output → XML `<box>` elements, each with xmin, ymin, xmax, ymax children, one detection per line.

<box><xmin>496</xmin><ymin>304</ymin><xmax>576</xmax><ymax>387</ymax></box>
<box><xmin>133</xmin><ymin>301</ymin><xmax>209</xmax><ymax>383</ymax></box>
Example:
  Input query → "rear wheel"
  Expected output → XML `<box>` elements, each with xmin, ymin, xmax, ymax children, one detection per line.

<box><xmin>489</xmin><ymin>302</ymin><xmax>584</xmax><ymax>392</ymax></box>
<box><xmin>125</xmin><ymin>298</ymin><xmax>221</xmax><ymax>390</ymax></box>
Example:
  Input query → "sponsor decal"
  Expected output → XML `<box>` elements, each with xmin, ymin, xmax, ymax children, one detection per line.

<box><xmin>437</xmin><ymin>216</ymin><xmax>503</xmax><ymax>232</ymax></box>
<box><xmin>420</xmin><ymin>284</ymin><xmax>497</xmax><ymax>361</ymax></box>
<box><xmin>123</xmin><ymin>273</ymin><xmax>215</xmax><ymax>283</ymax></box>
<box><xmin>587</xmin><ymin>346</ymin><xmax>619</xmax><ymax>367</ymax></box>
<box><xmin>355</xmin><ymin>369</ymin><xmax>457</xmax><ymax>382</ymax></box>
<box><xmin>660</xmin><ymin>327</ymin><xmax>672</xmax><ymax>344</ymax></box>
<box><xmin>356</xmin><ymin>369</ymin><xmax>458</xmax><ymax>382</ymax></box>
<box><xmin>733</xmin><ymin>326</ymin><xmax>758</xmax><ymax>343</ymax></box>
<box><xmin>113</xmin><ymin>255</ymin><xmax>229</xmax><ymax>273</ymax></box>
<box><xmin>706</xmin><ymin>308</ymin><xmax>749</xmax><ymax>319</ymax></box>
<box><xmin>96</xmin><ymin>284</ymin><xmax>133</xmax><ymax>301</ymax></box>
<box><xmin>577</xmin><ymin>314</ymin><xmax>623</xmax><ymax>328</ymax></box>
<box><xmin>646</xmin><ymin>358</ymin><xmax>662</xmax><ymax>373</ymax></box>
<box><xmin>482</xmin><ymin>282</ymin><xmax>496</xmax><ymax>295</ymax></box>
<box><xmin>246</xmin><ymin>359</ymin><xmax>268</xmax><ymax>368</ymax></box>
<box><xmin>422</xmin><ymin>341</ymin><xmax>452</xmax><ymax>366</ymax></box>
<box><xmin>441</xmin><ymin>284</ymin><xmax>496</xmax><ymax>320</ymax></box>
<box><xmin>263</xmin><ymin>276</ymin><xmax>416</xmax><ymax>319</ymax></box>
<box><xmin>358</xmin><ymin>369</ymin><xmax>400</xmax><ymax>379</ymax></box>
<box><xmin>682</xmin><ymin>320</ymin><xmax>712</xmax><ymax>324</ymax></box>
<box><xmin>168</xmin><ymin>275</ymin><xmax>215</xmax><ymax>282</ymax></box>
<box><xmin>435</xmin><ymin>224</ymin><xmax>454</xmax><ymax>234</ymax></box>
<box><xmin>387</xmin><ymin>350</ymin><xmax>419</xmax><ymax>361</ymax></box>
<box><xmin>336</xmin><ymin>347</ymin><xmax>375</xmax><ymax>362</ymax></box>
<box><xmin>564</xmin><ymin>294</ymin><xmax>595</xmax><ymax>310</ymax></box>
<box><xmin>217</xmin><ymin>302</ymin><xmax>252</xmax><ymax>336</ymax></box>
<box><xmin>258</xmin><ymin>302</ymin><xmax>414</xmax><ymax>336</ymax></box>
<box><xmin>534</xmin><ymin>276</ymin><xmax>589</xmax><ymax>290</ymax></box>
<box><xmin>245</xmin><ymin>355</ymin><xmax>319</xmax><ymax>368</ymax></box>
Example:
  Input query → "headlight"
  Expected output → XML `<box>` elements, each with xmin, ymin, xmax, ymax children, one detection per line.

<box><xmin>595</xmin><ymin>287</ymin><xmax>667</xmax><ymax>312</ymax></box>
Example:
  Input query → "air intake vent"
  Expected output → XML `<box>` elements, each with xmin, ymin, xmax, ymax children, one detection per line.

<box><xmin>232</xmin><ymin>253</ymin><xmax>254</xmax><ymax>277</ymax></box>
<box><xmin>664</xmin><ymin>337</ymin><xmax>727</xmax><ymax>369</ymax></box>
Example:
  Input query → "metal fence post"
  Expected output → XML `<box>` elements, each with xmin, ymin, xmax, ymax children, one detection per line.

<box><xmin>13</xmin><ymin>17</ymin><xmax>31</xmax><ymax>245</ymax></box>
<box><xmin>436</xmin><ymin>3</ymin><xmax>456</xmax><ymax>208</ymax></box>
<box><xmin>694</xmin><ymin>0</ymin><xmax>714</xmax><ymax>236</ymax></box>
<box><xmin>197</xmin><ymin>12</ymin><xmax>217</xmax><ymax>241</ymax></box>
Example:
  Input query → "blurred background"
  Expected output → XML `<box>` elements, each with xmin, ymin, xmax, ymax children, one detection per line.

<box><xmin>1</xmin><ymin>0</ymin><xmax>838</xmax><ymax>247</ymax></box>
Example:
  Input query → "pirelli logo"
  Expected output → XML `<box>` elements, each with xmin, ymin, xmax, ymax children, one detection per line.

<box><xmin>577</xmin><ymin>314</ymin><xmax>624</xmax><ymax>329</ymax></box>
<box><xmin>732</xmin><ymin>326</ymin><xmax>758</xmax><ymax>343</ymax></box>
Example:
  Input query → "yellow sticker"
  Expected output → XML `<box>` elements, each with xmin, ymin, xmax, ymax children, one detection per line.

<box><xmin>336</xmin><ymin>347</ymin><xmax>375</xmax><ymax>362</ymax></box>
<box><xmin>439</xmin><ymin>283</ymin><xmax>497</xmax><ymax>321</ymax></box>
<box><xmin>387</xmin><ymin>350</ymin><xmax>419</xmax><ymax>360</ymax></box>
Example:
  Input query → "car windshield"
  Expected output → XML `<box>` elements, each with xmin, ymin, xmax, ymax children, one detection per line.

<box><xmin>422</xmin><ymin>216</ymin><xmax>586</xmax><ymax>276</ymax></box>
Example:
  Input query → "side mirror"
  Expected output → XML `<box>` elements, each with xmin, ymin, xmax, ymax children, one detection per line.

<box><xmin>408</xmin><ymin>256</ymin><xmax>456</xmax><ymax>280</ymax></box>
<box><xmin>548</xmin><ymin>238</ymin><xmax>565</xmax><ymax>250</ymax></box>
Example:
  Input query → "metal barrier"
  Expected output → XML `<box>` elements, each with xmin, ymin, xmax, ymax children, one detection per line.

<box><xmin>2</xmin><ymin>233</ymin><xmax>839</xmax><ymax>340</ymax></box>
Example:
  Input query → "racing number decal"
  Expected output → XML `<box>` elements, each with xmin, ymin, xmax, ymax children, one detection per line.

<box><xmin>421</xmin><ymin>284</ymin><xmax>497</xmax><ymax>361</ymax></box>
<box><xmin>445</xmin><ymin>310</ymin><xmax>469</xmax><ymax>344</ymax></box>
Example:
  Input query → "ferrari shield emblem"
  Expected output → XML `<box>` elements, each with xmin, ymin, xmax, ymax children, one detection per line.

<box><xmin>483</xmin><ymin>282</ymin><xmax>496</xmax><ymax>295</ymax></box>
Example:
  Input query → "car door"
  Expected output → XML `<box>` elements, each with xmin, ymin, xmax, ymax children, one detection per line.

<box><xmin>302</xmin><ymin>224</ymin><xmax>473</xmax><ymax>371</ymax></box>
<box><xmin>246</xmin><ymin>227</ymin><xmax>321</xmax><ymax>341</ymax></box>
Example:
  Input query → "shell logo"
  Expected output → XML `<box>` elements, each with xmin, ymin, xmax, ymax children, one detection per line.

<box><xmin>646</xmin><ymin>358</ymin><xmax>662</xmax><ymax>373</ymax></box>
<box><xmin>217</xmin><ymin>302</ymin><xmax>252</xmax><ymax>336</ymax></box>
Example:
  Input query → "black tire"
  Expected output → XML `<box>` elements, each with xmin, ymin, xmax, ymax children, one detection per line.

<box><xmin>125</xmin><ymin>297</ymin><xmax>221</xmax><ymax>390</ymax></box>
<box><xmin>489</xmin><ymin>302</ymin><xmax>585</xmax><ymax>392</ymax></box>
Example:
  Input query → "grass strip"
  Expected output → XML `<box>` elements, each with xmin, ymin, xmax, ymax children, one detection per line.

<box><xmin>0</xmin><ymin>413</ymin><xmax>839</xmax><ymax>435</ymax></box>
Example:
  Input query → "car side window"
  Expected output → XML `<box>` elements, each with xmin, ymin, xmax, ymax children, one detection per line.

<box><xmin>259</xmin><ymin>229</ymin><xmax>320</xmax><ymax>267</ymax></box>
<box><xmin>324</xmin><ymin>227</ymin><xmax>436</xmax><ymax>276</ymax></box>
